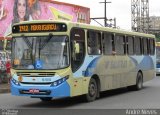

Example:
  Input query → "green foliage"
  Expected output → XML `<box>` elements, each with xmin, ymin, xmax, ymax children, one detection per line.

<box><xmin>155</xmin><ymin>34</ymin><xmax>160</xmax><ymax>42</ymax></box>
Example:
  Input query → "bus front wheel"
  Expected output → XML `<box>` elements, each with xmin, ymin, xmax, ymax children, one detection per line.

<box><xmin>85</xmin><ymin>78</ymin><xmax>98</xmax><ymax>102</ymax></box>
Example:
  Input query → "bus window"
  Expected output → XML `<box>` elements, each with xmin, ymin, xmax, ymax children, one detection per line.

<box><xmin>115</xmin><ymin>35</ymin><xmax>125</xmax><ymax>55</ymax></box>
<box><xmin>140</xmin><ymin>38</ymin><xmax>143</xmax><ymax>55</ymax></box>
<box><xmin>127</xmin><ymin>36</ymin><xmax>134</xmax><ymax>55</ymax></box>
<box><xmin>103</xmin><ymin>33</ymin><xmax>114</xmax><ymax>55</ymax></box>
<box><xmin>71</xmin><ymin>28</ymin><xmax>85</xmax><ymax>72</ymax></box>
<box><xmin>143</xmin><ymin>38</ymin><xmax>149</xmax><ymax>55</ymax></box>
<box><xmin>150</xmin><ymin>39</ymin><xmax>155</xmax><ymax>55</ymax></box>
<box><xmin>134</xmin><ymin>37</ymin><xmax>141</xmax><ymax>55</ymax></box>
<box><xmin>123</xmin><ymin>36</ymin><xmax>127</xmax><ymax>54</ymax></box>
<box><xmin>87</xmin><ymin>31</ymin><xmax>101</xmax><ymax>55</ymax></box>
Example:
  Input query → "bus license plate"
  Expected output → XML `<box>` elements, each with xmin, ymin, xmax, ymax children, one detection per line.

<box><xmin>29</xmin><ymin>89</ymin><xmax>39</xmax><ymax>94</ymax></box>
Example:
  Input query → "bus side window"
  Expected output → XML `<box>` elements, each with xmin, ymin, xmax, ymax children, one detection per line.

<box><xmin>143</xmin><ymin>38</ymin><xmax>149</xmax><ymax>55</ymax></box>
<box><xmin>115</xmin><ymin>34</ymin><xmax>125</xmax><ymax>55</ymax></box>
<box><xmin>70</xmin><ymin>28</ymin><xmax>85</xmax><ymax>72</ymax></box>
<box><xmin>134</xmin><ymin>37</ymin><xmax>141</xmax><ymax>55</ymax></box>
<box><xmin>150</xmin><ymin>39</ymin><xmax>155</xmax><ymax>55</ymax></box>
<box><xmin>87</xmin><ymin>31</ymin><xmax>101</xmax><ymax>55</ymax></box>
<box><xmin>103</xmin><ymin>33</ymin><xmax>114</xmax><ymax>55</ymax></box>
<box><xmin>127</xmin><ymin>36</ymin><xmax>134</xmax><ymax>55</ymax></box>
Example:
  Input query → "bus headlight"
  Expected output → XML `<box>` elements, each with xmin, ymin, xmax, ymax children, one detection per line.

<box><xmin>51</xmin><ymin>75</ymin><xmax>69</xmax><ymax>87</ymax></box>
<box><xmin>12</xmin><ymin>78</ymin><xmax>20</xmax><ymax>86</ymax></box>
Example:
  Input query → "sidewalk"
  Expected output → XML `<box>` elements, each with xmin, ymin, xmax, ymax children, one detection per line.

<box><xmin>0</xmin><ymin>71</ymin><xmax>10</xmax><ymax>94</ymax></box>
<box><xmin>0</xmin><ymin>83</ymin><xmax>10</xmax><ymax>93</ymax></box>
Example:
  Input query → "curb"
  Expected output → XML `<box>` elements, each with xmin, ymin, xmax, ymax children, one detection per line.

<box><xmin>0</xmin><ymin>88</ymin><xmax>10</xmax><ymax>94</ymax></box>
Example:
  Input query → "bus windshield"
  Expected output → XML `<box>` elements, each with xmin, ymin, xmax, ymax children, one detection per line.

<box><xmin>12</xmin><ymin>36</ymin><xmax>69</xmax><ymax>70</ymax></box>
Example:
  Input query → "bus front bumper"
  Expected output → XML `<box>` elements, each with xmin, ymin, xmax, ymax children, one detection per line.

<box><xmin>10</xmin><ymin>80</ymin><xmax>70</xmax><ymax>98</ymax></box>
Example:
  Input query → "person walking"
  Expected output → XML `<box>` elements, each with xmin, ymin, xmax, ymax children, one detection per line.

<box><xmin>5</xmin><ymin>60</ymin><xmax>11</xmax><ymax>84</ymax></box>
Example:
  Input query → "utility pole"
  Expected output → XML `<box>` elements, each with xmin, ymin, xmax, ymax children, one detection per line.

<box><xmin>90</xmin><ymin>0</ymin><xmax>116</xmax><ymax>28</ymax></box>
<box><xmin>99</xmin><ymin>0</ymin><xmax>111</xmax><ymax>27</ymax></box>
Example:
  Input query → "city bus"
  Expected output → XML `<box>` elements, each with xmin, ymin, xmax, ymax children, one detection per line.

<box><xmin>156</xmin><ymin>42</ymin><xmax>160</xmax><ymax>75</ymax></box>
<box><xmin>10</xmin><ymin>20</ymin><xmax>156</xmax><ymax>102</ymax></box>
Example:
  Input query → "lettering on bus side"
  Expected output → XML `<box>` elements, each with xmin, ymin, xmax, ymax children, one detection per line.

<box><xmin>105</xmin><ymin>60</ymin><xmax>128</xmax><ymax>69</ymax></box>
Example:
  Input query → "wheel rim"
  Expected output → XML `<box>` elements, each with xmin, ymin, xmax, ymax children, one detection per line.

<box><xmin>138</xmin><ymin>75</ymin><xmax>143</xmax><ymax>89</ymax></box>
<box><xmin>89</xmin><ymin>82</ymin><xmax>97</xmax><ymax>97</ymax></box>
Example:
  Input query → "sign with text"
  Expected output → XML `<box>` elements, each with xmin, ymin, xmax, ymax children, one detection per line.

<box><xmin>12</xmin><ymin>23</ymin><xmax>67</xmax><ymax>33</ymax></box>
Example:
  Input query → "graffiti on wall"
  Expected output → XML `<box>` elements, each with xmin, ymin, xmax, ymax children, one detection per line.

<box><xmin>0</xmin><ymin>51</ymin><xmax>11</xmax><ymax>70</ymax></box>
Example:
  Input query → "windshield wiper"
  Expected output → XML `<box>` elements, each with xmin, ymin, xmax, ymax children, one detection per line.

<box><xmin>40</xmin><ymin>33</ymin><xmax>53</xmax><ymax>50</ymax></box>
<box><xmin>23</xmin><ymin>37</ymin><xmax>32</xmax><ymax>49</ymax></box>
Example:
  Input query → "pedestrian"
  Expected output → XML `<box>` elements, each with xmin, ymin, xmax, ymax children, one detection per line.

<box><xmin>5</xmin><ymin>60</ymin><xmax>11</xmax><ymax>84</ymax></box>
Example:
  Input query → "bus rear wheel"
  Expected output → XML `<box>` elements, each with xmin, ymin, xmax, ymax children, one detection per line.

<box><xmin>135</xmin><ymin>72</ymin><xmax>143</xmax><ymax>90</ymax></box>
<box><xmin>40</xmin><ymin>97</ymin><xmax>52</xmax><ymax>102</ymax></box>
<box><xmin>128</xmin><ymin>72</ymin><xmax>143</xmax><ymax>91</ymax></box>
<box><xmin>85</xmin><ymin>78</ymin><xmax>98</xmax><ymax>102</ymax></box>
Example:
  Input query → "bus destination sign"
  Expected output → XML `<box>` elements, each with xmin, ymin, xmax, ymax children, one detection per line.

<box><xmin>12</xmin><ymin>23</ymin><xmax>67</xmax><ymax>33</ymax></box>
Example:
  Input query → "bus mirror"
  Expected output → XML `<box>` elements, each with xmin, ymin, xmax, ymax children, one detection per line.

<box><xmin>75</xmin><ymin>43</ymin><xmax>80</xmax><ymax>54</ymax></box>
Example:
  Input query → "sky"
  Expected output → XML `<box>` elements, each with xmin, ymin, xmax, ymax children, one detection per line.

<box><xmin>57</xmin><ymin>0</ymin><xmax>160</xmax><ymax>30</ymax></box>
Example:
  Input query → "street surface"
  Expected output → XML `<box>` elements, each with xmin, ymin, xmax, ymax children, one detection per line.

<box><xmin>0</xmin><ymin>76</ymin><xmax>160</xmax><ymax>109</ymax></box>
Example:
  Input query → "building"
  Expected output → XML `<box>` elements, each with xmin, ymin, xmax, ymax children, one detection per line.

<box><xmin>149</xmin><ymin>16</ymin><xmax>160</xmax><ymax>31</ymax></box>
<box><xmin>149</xmin><ymin>16</ymin><xmax>160</xmax><ymax>41</ymax></box>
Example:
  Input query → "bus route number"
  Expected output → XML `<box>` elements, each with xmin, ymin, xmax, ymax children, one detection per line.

<box><xmin>19</xmin><ymin>25</ymin><xmax>29</xmax><ymax>32</ymax></box>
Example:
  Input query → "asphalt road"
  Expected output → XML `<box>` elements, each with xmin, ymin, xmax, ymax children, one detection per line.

<box><xmin>0</xmin><ymin>76</ymin><xmax>160</xmax><ymax>109</ymax></box>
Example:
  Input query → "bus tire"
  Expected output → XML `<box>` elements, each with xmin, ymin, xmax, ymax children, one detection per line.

<box><xmin>128</xmin><ymin>72</ymin><xmax>143</xmax><ymax>91</ymax></box>
<box><xmin>135</xmin><ymin>72</ymin><xmax>143</xmax><ymax>90</ymax></box>
<box><xmin>85</xmin><ymin>78</ymin><xmax>98</xmax><ymax>102</ymax></box>
<box><xmin>40</xmin><ymin>97</ymin><xmax>52</xmax><ymax>102</ymax></box>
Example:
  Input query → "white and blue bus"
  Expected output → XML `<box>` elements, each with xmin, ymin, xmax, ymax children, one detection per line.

<box><xmin>10</xmin><ymin>20</ymin><xmax>156</xmax><ymax>102</ymax></box>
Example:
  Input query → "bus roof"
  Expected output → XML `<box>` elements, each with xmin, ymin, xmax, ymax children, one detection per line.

<box><xmin>12</xmin><ymin>20</ymin><xmax>155</xmax><ymax>39</ymax></box>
